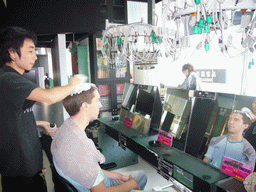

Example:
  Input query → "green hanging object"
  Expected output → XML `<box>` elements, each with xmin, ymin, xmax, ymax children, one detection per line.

<box><xmin>252</xmin><ymin>59</ymin><xmax>254</xmax><ymax>65</ymax></box>
<box><xmin>199</xmin><ymin>17</ymin><xmax>205</xmax><ymax>27</ymax></box>
<box><xmin>151</xmin><ymin>31</ymin><xmax>157</xmax><ymax>42</ymax></box>
<box><xmin>101</xmin><ymin>36</ymin><xmax>106</xmax><ymax>43</ymax></box>
<box><xmin>206</xmin><ymin>15</ymin><xmax>212</xmax><ymax>24</ymax></box>
<box><xmin>198</xmin><ymin>27</ymin><xmax>203</xmax><ymax>34</ymax></box>
<box><xmin>117</xmin><ymin>38</ymin><xmax>123</xmax><ymax>44</ymax></box>
<box><xmin>249</xmin><ymin>62</ymin><xmax>252</xmax><ymax>69</ymax></box>
<box><xmin>195</xmin><ymin>0</ymin><xmax>201</xmax><ymax>4</ymax></box>
<box><xmin>150</xmin><ymin>31</ymin><xmax>155</xmax><ymax>37</ymax></box>
<box><xmin>204</xmin><ymin>25</ymin><xmax>210</xmax><ymax>33</ymax></box>
<box><xmin>194</xmin><ymin>24</ymin><xmax>199</xmax><ymax>34</ymax></box>
<box><xmin>205</xmin><ymin>41</ymin><xmax>209</xmax><ymax>51</ymax></box>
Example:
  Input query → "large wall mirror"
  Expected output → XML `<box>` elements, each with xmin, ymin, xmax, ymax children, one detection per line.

<box><xmin>121</xmin><ymin>85</ymin><xmax>256</xmax><ymax>181</ymax></box>
<box><xmin>184</xmin><ymin>91</ymin><xmax>256</xmax><ymax>181</ymax></box>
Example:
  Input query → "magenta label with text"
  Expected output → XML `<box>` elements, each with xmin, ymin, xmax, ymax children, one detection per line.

<box><xmin>124</xmin><ymin>116</ymin><xmax>132</xmax><ymax>127</ymax></box>
<box><xmin>157</xmin><ymin>129</ymin><xmax>173</xmax><ymax>147</ymax></box>
<box><xmin>221</xmin><ymin>156</ymin><xmax>253</xmax><ymax>181</ymax></box>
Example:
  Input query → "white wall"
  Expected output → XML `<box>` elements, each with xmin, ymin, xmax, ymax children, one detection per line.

<box><xmin>127</xmin><ymin>1</ymin><xmax>147</xmax><ymax>24</ymax></box>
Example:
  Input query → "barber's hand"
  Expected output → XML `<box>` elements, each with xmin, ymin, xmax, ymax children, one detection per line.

<box><xmin>44</xmin><ymin>124</ymin><xmax>58</xmax><ymax>138</ymax></box>
<box><xmin>69</xmin><ymin>74</ymin><xmax>87</xmax><ymax>88</ymax></box>
<box><xmin>36</xmin><ymin>121</ymin><xmax>58</xmax><ymax>138</ymax></box>
<box><xmin>242</xmin><ymin>107</ymin><xmax>256</xmax><ymax>120</ymax></box>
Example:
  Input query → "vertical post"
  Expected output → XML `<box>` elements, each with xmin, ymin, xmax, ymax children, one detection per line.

<box><xmin>51</xmin><ymin>34</ymin><xmax>69</xmax><ymax>122</ymax></box>
<box><xmin>148</xmin><ymin>0</ymin><xmax>155</xmax><ymax>25</ymax></box>
<box><xmin>52</xmin><ymin>34</ymin><xmax>68</xmax><ymax>87</ymax></box>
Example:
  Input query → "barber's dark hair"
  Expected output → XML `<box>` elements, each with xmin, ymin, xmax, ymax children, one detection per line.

<box><xmin>63</xmin><ymin>86</ymin><xmax>98</xmax><ymax>117</ymax></box>
<box><xmin>0</xmin><ymin>26</ymin><xmax>37</xmax><ymax>68</ymax></box>
<box><xmin>182</xmin><ymin>64</ymin><xmax>195</xmax><ymax>73</ymax></box>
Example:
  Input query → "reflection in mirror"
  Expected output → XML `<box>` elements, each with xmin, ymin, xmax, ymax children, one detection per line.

<box><xmin>185</xmin><ymin>91</ymin><xmax>219</xmax><ymax>157</ymax></box>
<box><xmin>158</xmin><ymin>87</ymin><xmax>191</xmax><ymax>151</ymax></box>
<box><xmin>197</xmin><ymin>93</ymin><xmax>236</xmax><ymax>159</ymax></box>
<box><xmin>201</xmin><ymin>94</ymin><xmax>256</xmax><ymax>181</ymax></box>
<box><xmin>185</xmin><ymin>92</ymin><xmax>237</xmax><ymax>159</ymax></box>
<box><xmin>234</xmin><ymin>95</ymin><xmax>256</xmax><ymax>170</ymax></box>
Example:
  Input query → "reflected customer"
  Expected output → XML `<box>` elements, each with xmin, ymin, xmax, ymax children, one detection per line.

<box><xmin>203</xmin><ymin>111</ymin><xmax>256</xmax><ymax>169</ymax></box>
<box><xmin>179</xmin><ymin>63</ymin><xmax>202</xmax><ymax>90</ymax></box>
<box><xmin>51</xmin><ymin>82</ymin><xmax>147</xmax><ymax>192</ymax></box>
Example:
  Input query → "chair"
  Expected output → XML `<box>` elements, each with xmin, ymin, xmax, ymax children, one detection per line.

<box><xmin>50</xmin><ymin>164</ymin><xmax>78</xmax><ymax>192</ymax></box>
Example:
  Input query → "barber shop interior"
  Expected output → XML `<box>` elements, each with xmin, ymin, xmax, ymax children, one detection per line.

<box><xmin>1</xmin><ymin>0</ymin><xmax>256</xmax><ymax>191</ymax></box>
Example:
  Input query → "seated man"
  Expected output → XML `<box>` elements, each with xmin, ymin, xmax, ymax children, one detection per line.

<box><xmin>203</xmin><ymin>111</ymin><xmax>256</xmax><ymax>169</ymax></box>
<box><xmin>51</xmin><ymin>82</ymin><xmax>147</xmax><ymax>192</ymax></box>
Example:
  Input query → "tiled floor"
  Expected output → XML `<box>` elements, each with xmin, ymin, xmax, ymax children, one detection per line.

<box><xmin>43</xmin><ymin>152</ymin><xmax>178</xmax><ymax>192</ymax></box>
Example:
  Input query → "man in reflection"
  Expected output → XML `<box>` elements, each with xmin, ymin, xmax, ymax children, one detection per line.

<box><xmin>203</xmin><ymin>111</ymin><xmax>256</xmax><ymax>169</ymax></box>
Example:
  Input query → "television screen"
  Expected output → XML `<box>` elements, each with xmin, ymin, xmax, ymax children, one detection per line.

<box><xmin>135</xmin><ymin>89</ymin><xmax>155</xmax><ymax>116</ymax></box>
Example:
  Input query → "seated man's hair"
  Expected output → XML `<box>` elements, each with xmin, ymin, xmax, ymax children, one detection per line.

<box><xmin>63</xmin><ymin>86</ymin><xmax>98</xmax><ymax>116</ymax></box>
<box><xmin>233</xmin><ymin>110</ymin><xmax>252</xmax><ymax>127</ymax></box>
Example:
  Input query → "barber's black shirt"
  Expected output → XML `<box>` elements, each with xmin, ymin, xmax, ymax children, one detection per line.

<box><xmin>0</xmin><ymin>66</ymin><xmax>43</xmax><ymax>177</ymax></box>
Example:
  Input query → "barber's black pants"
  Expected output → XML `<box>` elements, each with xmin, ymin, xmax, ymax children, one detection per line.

<box><xmin>1</xmin><ymin>170</ymin><xmax>47</xmax><ymax>192</ymax></box>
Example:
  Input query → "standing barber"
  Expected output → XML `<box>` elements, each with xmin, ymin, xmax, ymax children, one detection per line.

<box><xmin>0</xmin><ymin>26</ymin><xmax>83</xmax><ymax>192</ymax></box>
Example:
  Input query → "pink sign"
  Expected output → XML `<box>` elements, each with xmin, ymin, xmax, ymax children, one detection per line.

<box><xmin>124</xmin><ymin>116</ymin><xmax>132</xmax><ymax>127</ymax></box>
<box><xmin>221</xmin><ymin>156</ymin><xmax>253</xmax><ymax>181</ymax></box>
<box><xmin>157</xmin><ymin>129</ymin><xmax>173</xmax><ymax>147</ymax></box>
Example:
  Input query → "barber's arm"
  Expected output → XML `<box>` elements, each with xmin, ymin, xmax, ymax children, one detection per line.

<box><xmin>27</xmin><ymin>75</ymin><xmax>82</xmax><ymax>105</ymax></box>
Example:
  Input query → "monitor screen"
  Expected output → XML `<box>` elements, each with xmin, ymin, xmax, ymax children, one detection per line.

<box><xmin>135</xmin><ymin>89</ymin><xmax>155</xmax><ymax>116</ymax></box>
<box><xmin>173</xmin><ymin>165</ymin><xmax>193</xmax><ymax>190</ymax></box>
<box><xmin>122</xmin><ymin>83</ymin><xmax>138</xmax><ymax>111</ymax></box>
<box><xmin>160</xmin><ymin>110</ymin><xmax>175</xmax><ymax>133</ymax></box>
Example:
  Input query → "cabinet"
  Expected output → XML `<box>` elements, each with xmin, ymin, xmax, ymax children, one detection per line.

<box><xmin>89</xmin><ymin>32</ymin><xmax>130</xmax><ymax>117</ymax></box>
